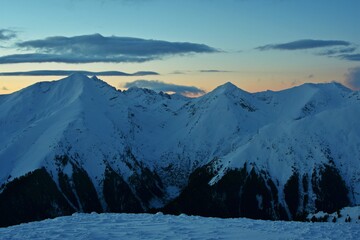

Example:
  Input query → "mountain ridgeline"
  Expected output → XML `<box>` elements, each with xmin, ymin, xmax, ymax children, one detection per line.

<box><xmin>0</xmin><ymin>74</ymin><xmax>359</xmax><ymax>227</ymax></box>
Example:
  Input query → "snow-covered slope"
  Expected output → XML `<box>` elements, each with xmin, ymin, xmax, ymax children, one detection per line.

<box><xmin>0</xmin><ymin>74</ymin><xmax>359</xmax><ymax>226</ymax></box>
<box><xmin>308</xmin><ymin>206</ymin><xmax>360</xmax><ymax>223</ymax></box>
<box><xmin>209</xmin><ymin>81</ymin><xmax>360</xmax><ymax>197</ymax></box>
<box><xmin>0</xmin><ymin>74</ymin><xmax>125</xmax><ymax>181</ymax></box>
<box><xmin>0</xmin><ymin>213</ymin><xmax>359</xmax><ymax>240</ymax></box>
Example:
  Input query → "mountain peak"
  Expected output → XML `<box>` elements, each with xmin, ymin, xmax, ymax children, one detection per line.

<box><xmin>210</xmin><ymin>82</ymin><xmax>250</xmax><ymax>96</ymax></box>
<box><xmin>219</xmin><ymin>81</ymin><xmax>238</xmax><ymax>89</ymax></box>
<box><xmin>91</xmin><ymin>75</ymin><xmax>100</xmax><ymax>81</ymax></box>
<box><xmin>296</xmin><ymin>81</ymin><xmax>351</xmax><ymax>91</ymax></box>
<box><xmin>322</xmin><ymin>81</ymin><xmax>352</xmax><ymax>92</ymax></box>
<box><xmin>65</xmin><ymin>72</ymin><xmax>91</xmax><ymax>81</ymax></box>
<box><xmin>125</xmin><ymin>86</ymin><xmax>158</xmax><ymax>96</ymax></box>
<box><xmin>60</xmin><ymin>73</ymin><xmax>112</xmax><ymax>91</ymax></box>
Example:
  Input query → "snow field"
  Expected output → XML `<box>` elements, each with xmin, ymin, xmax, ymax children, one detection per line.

<box><xmin>0</xmin><ymin>213</ymin><xmax>359</xmax><ymax>240</ymax></box>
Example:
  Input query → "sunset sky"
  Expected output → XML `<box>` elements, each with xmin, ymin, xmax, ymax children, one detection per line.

<box><xmin>0</xmin><ymin>0</ymin><xmax>359</xmax><ymax>95</ymax></box>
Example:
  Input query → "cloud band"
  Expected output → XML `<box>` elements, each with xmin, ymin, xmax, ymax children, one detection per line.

<box><xmin>0</xmin><ymin>34</ymin><xmax>218</xmax><ymax>64</ymax></box>
<box><xmin>0</xmin><ymin>70</ymin><xmax>159</xmax><ymax>76</ymax></box>
<box><xmin>256</xmin><ymin>39</ymin><xmax>351</xmax><ymax>51</ymax></box>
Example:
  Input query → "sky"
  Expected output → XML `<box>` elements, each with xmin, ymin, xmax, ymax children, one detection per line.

<box><xmin>0</xmin><ymin>0</ymin><xmax>360</xmax><ymax>95</ymax></box>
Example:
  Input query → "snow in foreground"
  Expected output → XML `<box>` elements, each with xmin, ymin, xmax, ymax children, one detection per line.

<box><xmin>0</xmin><ymin>213</ymin><xmax>359</xmax><ymax>240</ymax></box>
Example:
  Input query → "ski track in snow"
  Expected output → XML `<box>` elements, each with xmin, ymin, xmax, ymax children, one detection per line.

<box><xmin>0</xmin><ymin>213</ymin><xmax>359</xmax><ymax>240</ymax></box>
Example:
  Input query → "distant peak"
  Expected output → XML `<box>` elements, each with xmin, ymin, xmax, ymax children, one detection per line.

<box><xmin>125</xmin><ymin>86</ymin><xmax>157</xmax><ymax>96</ymax></box>
<box><xmin>328</xmin><ymin>81</ymin><xmax>352</xmax><ymax>91</ymax></box>
<box><xmin>296</xmin><ymin>81</ymin><xmax>352</xmax><ymax>93</ymax></box>
<box><xmin>222</xmin><ymin>82</ymin><xmax>237</xmax><ymax>88</ymax></box>
<box><xmin>91</xmin><ymin>75</ymin><xmax>100</xmax><ymax>81</ymax></box>
<box><xmin>211</xmin><ymin>82</ymin><xmax>249</xmax><ymax>95</ymax></box>
<box><xmin>216</xmin><ymin>82</ymin><xmax>237</xmax><ymax>91</ymax></box>
<box><xmin>66</xmin><ymin>72</ymin><xmax>90</xmax><ymax>80</ymax></box>
<box><xmin>63</xmin><ymin>73</ymin><xmax>104</xmax><ymax>85</ymax></box>
<box><xmin>57</xmin><ymin>73</ymin><xmax>111</xmax><ymax>91</ymax></box>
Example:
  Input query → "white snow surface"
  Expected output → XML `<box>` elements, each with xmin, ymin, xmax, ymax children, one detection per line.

<box><xmin>308</xmin><ymin>206</ymin><xmax>360</xmax><ymax>223</ymax></box>
<box><xmin>1</xmin><ymin>74</ymin><xmax>360</xmax><ymax>208</ymax></box>
<box><xmin>0</xmin><ymin>213</ymin><xmax>359</xmax><ymax>240</ymax></box>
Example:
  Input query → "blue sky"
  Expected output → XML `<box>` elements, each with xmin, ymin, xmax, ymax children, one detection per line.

<box><xmin>0</xmin><ymin>0</ymin><xmax>359</xmax><ymax>94</ymax></box>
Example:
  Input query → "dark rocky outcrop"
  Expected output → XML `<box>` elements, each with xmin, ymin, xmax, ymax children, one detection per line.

<box><xmin>71</xmin><ymin>164</ymin><xmax>102</xmax><ymax>213</ymax></box>
<box><xmin>163</xmin><ymin>162</ymin><xmax>351</xmax><ymax>221</ymax></box>
<box><xmin>163</xmin><ymin>163</ymin><xmax>287</xmax><ymax>220</ymax></box>
<box><xmin>312</xmin><ymin>164</ymin><xmax>349</xmax><ymax>213</ymax></box>
<box><xmin>103</xmin><ymin>166</ymin><xmax>143</xmax><ymax>212</ymax></box>
<box><xmin>121</xmin><ymin>148</ymin><xmax>165</xmax><ymax>209</ymax></box>
<box><xmin>0</xmin><ymin>161</ymin><xmax>352</xmax><ymax>227</ymax></box>
<box><xmin>284</xmin><ymin>171</ymin><xmax>300</xmax><ymax>219</ymax></box>
<box><xmin>0</xmin><ymin>168</ymin><xmax>75</xmax><ymax>227</ymax></box>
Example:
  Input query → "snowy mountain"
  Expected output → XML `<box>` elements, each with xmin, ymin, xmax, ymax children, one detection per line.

<box><xmin>0</xmin><ymin>74</ymin><xmax>359</xmax><ymax>227</ymax></box>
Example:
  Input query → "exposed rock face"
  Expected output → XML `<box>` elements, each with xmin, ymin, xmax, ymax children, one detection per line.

<box><xmin>312</xmin><ymin>164</ymin><xmax>349</xmax><ymax>213</ymax></box>
<box><xmin>163</xmin><ymin>163</ymin><xmax>286</xmax><ymax>220</ymax></box>
<box><xmin>0</xmin><ymin>161</ymin><xmax>350</xmax><ymax>227</ymax></box>
<box><xmin>0</xmin><ymin>168</ymin><xmax>74</xmax><ymax>227</ymax></box>
<box><xmin>103</xmin><ymin>166</ymin><xmax>142</xmax><ymax>213</ymax></box>
<box><xmin>0</xmin><ymin>161</ymin><xmax>166</xmax><ymax>227</ymax></box>
<box><xmin>163</xmin><ymin>162</ymin><xmax>350</xmax><ymax>221</ymax></box>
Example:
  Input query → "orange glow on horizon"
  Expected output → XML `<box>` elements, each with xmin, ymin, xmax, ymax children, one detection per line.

<box><xmin>0</xmin><ymin>74</ymin><xmax>347</xmax><ymax>96</ymax></box>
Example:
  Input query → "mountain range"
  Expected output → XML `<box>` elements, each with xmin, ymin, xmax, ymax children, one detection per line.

<box><xmin>0</xmin><ymin>73</ymin><xmax>359</xmax><ymax>227</ymax></box>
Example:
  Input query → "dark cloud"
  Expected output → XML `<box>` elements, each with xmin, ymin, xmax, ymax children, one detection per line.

<box><xmin>317</xmin><ymin>47</ymin><xmax>356</xmax><ymax>56</ymax></box>
<box><xmin>0</xmin><ymin>34</ymin><xmax>218</xmax><ymax>64</ymax></box>
<box><xmin>0</xmin><ymin>53</ymin><xmax>155</xmax><ymax>64</ymax></box>
<box><xmin>0</xmin><ymin>29</ymin><xmax>17</xmax><ymax>41</ymax></box>
<box><xmin>17</xmin><ymin>34</ymin><xmax>217</xmax><ymax>56</ymax></box>
<box><xmin>0</xmin><ymin>70</ymin><xmax>159</xmax><ymax>76</ymax></box>
<box><xmin>169</xmin><ymin>69</ymin><xmax>230</xmax><ymax>74</ymax></box>
<box><xmin>345</xmin><ymin>67</ymin><xmax>360</xmax><ymax>90</ymax></box>
<box><xmin>256</xmin><ymin>39</ymin><xmax>351</xmax><ymax>51</ymax></box>
<box><xmin>339</xmin><ymin>54</ymin><xmax>360</xmax><ymax>61</ymax></box>
<box><xmin>170</xmin><ymin>71</ymin><xmax>186</xmax><ymax>75</ymax></box>
<box><xmin>199</xmin><ymin>70</ymin><xmax>230</xmax><ymax>73</ymax></box>
<box><xmin>123</xmin><ymin>80</ymin><xmax>205</xmax><ymax>96</ymax></box>
<box><xmin>256</xmin><ymin>39</ymin><xmax>360</xmax><ymax>62</ymax></box>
